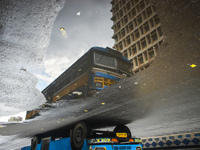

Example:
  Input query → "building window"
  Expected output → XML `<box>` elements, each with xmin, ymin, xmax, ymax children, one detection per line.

<box><xmin>147</xmin><ymin>34</ymin><xmax>151</xmax><ymax>44</ymax></box>
<box><xmin>134</xmin><ymin>57</ymin><xmax>138</xmax><ymax>67</ymax></box>
<box><xmin>130</xmin><ymin>59</ymin><xmax>133</xmax><ymax>65</ymax></box>
<box><xmin>126</xmin><ymin>26</ymin><xmax>129</xmax><ymax>34</ymax></box>
<box><xmin>123</xmin><ymin>7</ymin><xmax>127</xmax><ymax>14</ymax></box>
<box><xmin>149</xmin><ymin>18</ymin><xmax>154</xmax><ymax>27</ymax></box>
<box><xmin>121</xmin><ymin>29</ymin><xmax>126</xmax><ymax>38</ymax></box>
<box><xmin>130</xmin><ymin>0</ymin><xmax>134</xmax><ymax>7</ymax></box>
<box><xmin>157</xmin><ymin>27</ymin><xmax>163</xmax><ymax>37</ymax></box>
<box><xmin>113</xmin><ymin>34</ymin><xmax>118</xmax><ymax>42</ymax></box>
<box><xmin>128</xmin><ymin>22</ymin><xmax>134</xmax><ymax>31</ymax></box>
<box><xmin>119</xmin><ymin>10</ymin><xmax>123</xmax><ymax>18</ymax></box>
<box><xmin>141</xmin><ymin>38</ymin><xmax>147</xmax><ymax>48</ymax></box>
<box><xmin>145</xmin><ymin>0</ymin><xmax>150</xmax><ymax>5</ymax></box>
<box><xmin>137</xmin><ymin>41</ymin><xmax>141</xmax><ymax>51</ymax></box>
<box><xmin>152</xmin><ymin>5</ymin><xmax>156</xmax><ymax>12</ymax></box>
<box><xmin>144</xmin><ymin>21</ymin><xmax>150</xmax><ymax>32</ymax></box>
<box><xmin>142</xmin><ymin>11</ymin><xmax>147</xmax><ymax>20</ymax></box>
<box><xmin>123</xmin><ymin>15</ymin><xmax>128</xmax><ymax>25</ymax></box>
<box><xmin>148</xmin><ymin>47</ymin><xmax>155</xmax><ymax>59</ymax></box>
<box><xmin>135</xmin><ymin>29</ymin><xmax>140</xmax><ymax>39</ymax></box>
<box><xmin>134</xmin><ymin>18</ymin><xmax>138</xmax><ymax>27</ymax></box>
<box><xmin>115</xmin><ymin>4</ymin><xmax>119</xmax><ymax>13</ymax></box>
<box><xmin>123</xmin><ymin>39</ymin><xmax>126</xmax><ymax>47</ymax></box>
<box><xmin>128</xmin><ymin>11</ymin><xmax>132</xmax><ymax>21</ymax></box>
<box><xmin>126</xmin><ymin>36</ymin><xmax>131</xmax><ymax>46</ymax></box>
<box><xmin>140</xmin><ymin>26</ymin><xmax>144</xmax><ymax>35</ymax></box>
<box><xmin>137</xmin><ymin>14</ymin><xmax>142</xmax><ymax>25</ymax></box>
<box><xmin>121</xmin><ymin>0</ymin><xmax>126</xmax><ymax>6</ymax></box>
<box><xmin>153</xmin><ymin>14</ymin><xmax>160</xmax><ymax>25</ymax></box>
<box><xmin>123</xmin><ymin>50</ymin><xmax>128</xmax><ymax>58</ymax></box>
<box><xmin>138</xmin><ymin>54</ymin><xmax>144</xmax><ymax>64</ymax></box>
<box><xmin>116</xmin><ymin>22</ymin><xmax>121</xmax><ymax>31</ymax></box>
<box><xmin>146</xmin><ymin>6</ymin><xmax>153</xmax><ymax>17</ymax></box>
<box><xmin>131</xmin><ymin>8</ymin><xmax>136</xmax><ymax>18</ymax></box>
<box><xmin>119</xmin><ymin>42</ymin><xmax>123</xmax><ymax>51</ymax></box>
<box><xmin>139</xmin><ymin>1</ymin><xmax>145</xmax><ymax>11</ymax></box>
<box><xmin>143</xmin><ymin>51</ymin><xmax>148</xmax><ymax>61</ymax></box>
<box><xmin>151</xmin><ymin>30</ymin><xmax>158</xmax><ymax>42</ymax></box>
<box><xmin>131</xmin><ymin>44</ymin><xmax>137</xmax><ymax>55</ymax></box>
<box><xmin>131</xmin><ymin>33</ymin><xmax>135</xmax><ymax>41</ymax></box>
<box><xmin>126</xmin><ymin>2</ymin><xmax>131</xmax><ymax>12</ymax></box>
<box><xmin>136</xmin><ymin>4</ymin><xmax>140</xmax><ymax>13</ymax></box>
<box><xmin>134</xmin><ymin>0</ymin><xmax>139</xmax><ymax>4</ymax></box>
<box><xmin>128</xmin><ymin>47</ymin><xmax>132</xmax><ymax>57</ymax></box>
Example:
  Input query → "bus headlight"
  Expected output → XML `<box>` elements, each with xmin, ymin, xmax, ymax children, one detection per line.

<box><xmin>136</xmin><ymin>146</ymin><xmax>142</xmax><ymax>150</ymax></box>
<box><xmin>95</xmin><ymin>147</ymin><xmax>106</xmax><ymax>150</ymax></box>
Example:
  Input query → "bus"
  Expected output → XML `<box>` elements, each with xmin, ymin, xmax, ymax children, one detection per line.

<box><xmin>21</xmin><ymin>123</ymin><xmax>143</xmax><ymax>150</ymax></box>
<box><xmin>42</xmin><ymin>46</ymin><xmax>132</xmax><ymax>103</ymax></box>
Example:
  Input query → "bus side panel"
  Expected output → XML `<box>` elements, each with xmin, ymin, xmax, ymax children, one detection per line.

<box><xmin>49</xmin><ymin>138</ymin><xmax>72</xmax><ymax>150</ymax></box>
<box><xmin>36</xmin><ymin>143</ymin><xmax>42</xmax><ymax>150</ymax></box>
<box><xmin>21</xmin><ymin>146</ymin><xmax>31</xmax><ymax>150</ymax></box>
<box><xmin>21</xmin><ymin>138</ymin><xmax>89</xmax><ymax>150</ymax></box>
<box><xmin>43</xmin><ymin>138</ymin><xmax>88</xmax><ymax>150</ymax></box>
<box><xmin>95</xmin><ymin>71</ymin><xmax>121</xmax><ymax>81</ymax></box>
<box><xmin>90</xmin><ymin>71</ymin><xmax>122</xmax><ymax>90</ymax></box>
<box><xmin>52</xmin><ymin>74</ymin><xmax>89</xmax><ymax>102</ymax></box>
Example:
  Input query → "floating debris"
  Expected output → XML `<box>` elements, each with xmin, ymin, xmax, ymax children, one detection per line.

<box><xmin>76</xmin><ymin>12</ymin><xmax>81</xmax><ymax>16</ymax></box>
<box><xmin>190</xmin><ymin>64</ymin><xmax>197</xmax><ymax>68</ymax></box>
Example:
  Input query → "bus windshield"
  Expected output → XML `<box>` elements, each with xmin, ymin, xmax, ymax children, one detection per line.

<box><xmin>94</xmin><ymin>52</ymin><xmax>116</xmax><ymax>69</ymax></box>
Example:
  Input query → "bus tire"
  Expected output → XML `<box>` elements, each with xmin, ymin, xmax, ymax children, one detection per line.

<box><xmin>70</xmin><ymin>122</ymin><xmax>87</xmax><ymax>150</ymax></box>
<box><xmin>113</xmin><ymin>125</ymin><xmax>132</xmax><ymax>138</ymax></box>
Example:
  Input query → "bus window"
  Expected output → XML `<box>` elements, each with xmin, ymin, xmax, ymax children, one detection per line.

<box><xmin>117</xmin><ymin>59</ymin><xmax>132</xmax><ymax>73</ymax></box>
<box><xmin>94</xmin><ymin>52</ymin><xmax>116</xmax><ymax>69</ymax></box>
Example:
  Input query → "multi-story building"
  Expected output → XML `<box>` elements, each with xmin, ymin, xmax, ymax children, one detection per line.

<box><xmin>110</xmin><ymin>0</ymin><xmax>164</xmax><ymax>73</ymax></box>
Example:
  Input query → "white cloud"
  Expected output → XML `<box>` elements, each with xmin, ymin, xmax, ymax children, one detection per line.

<box><xmin>44</xmin><ymin>56</ymin><xmax>71</xmax><ymax>79</ymax></box>
<box><xmin>0</xmin><ymin>111</ymin><xmax>26</xmax><ymax>122</ymax></box>
<box><xmin>34</xmin><ymin>73</ymin><xmax>54</xmax><ymax>85</ymax></box>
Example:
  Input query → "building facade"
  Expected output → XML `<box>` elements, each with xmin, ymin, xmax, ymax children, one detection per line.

<box><xmin>111</xmin><ymin>0</ymin><xmax>164</xmax><ymax>73</ymax></box>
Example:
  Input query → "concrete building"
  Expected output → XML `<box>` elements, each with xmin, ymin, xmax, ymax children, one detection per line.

<box><xmin>110</xmin><ymin>0</ymin><xmax>164</xmax><ymax>73</ymax></box>
<box><xmin>8</xmin><ymin>116</ymin><xmax>23</xmax><ymax>122</ymax></box>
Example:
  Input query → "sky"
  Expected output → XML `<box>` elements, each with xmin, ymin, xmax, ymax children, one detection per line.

<box><xmin>35</xmin><ymin>0</ymin><xmax>115</xmax><ymax>91</ymax></box>
<box><xmin>0</xmin><ymin>111</ymin><xmax>26</xmax><ymax>122</ymax></box>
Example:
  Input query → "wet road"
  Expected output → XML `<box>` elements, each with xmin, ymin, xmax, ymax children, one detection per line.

<box><xmin>0</xmin><ymin>42</ymin><xmax>200</xmax><ymax>149</ymax></box>
<box><xmin>1</xmin><ymin>1</ymin><xmax>200</xmax><ymax>149</ymax></box>
<box><xmin>0</xmin><ymin>39</ymin><xmax>200</xmax><ymax>140</ymax></box>
<box><xmin>1</xmin><ymin>2</ymin><xmax>200</xmax><ymax>145</ymax></box>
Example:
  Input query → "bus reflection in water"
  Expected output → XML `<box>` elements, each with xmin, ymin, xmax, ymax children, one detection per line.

<box><xmin>42</xmin><ymin>47</ymin><xmax>132</xmax><ymax>103</ymax></box>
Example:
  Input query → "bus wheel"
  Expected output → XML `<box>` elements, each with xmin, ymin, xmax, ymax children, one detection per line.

<box><xmin>70</xmin><ymin>122</ymin><xmax>87</xmax><ymax>150</ymax></box>
<box><xmin>113</xmin><ymin>125</ymin><xmax>132</xmax><ymax>138</ymax></box>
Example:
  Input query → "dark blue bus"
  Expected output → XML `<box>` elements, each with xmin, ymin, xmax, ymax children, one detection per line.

<box><xmin>42</xmin><ymin>47</ymin><xmax>132</xmax><ymax>103</ymax></box>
